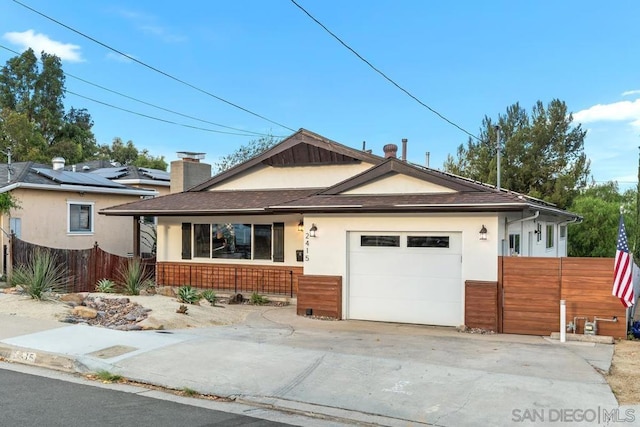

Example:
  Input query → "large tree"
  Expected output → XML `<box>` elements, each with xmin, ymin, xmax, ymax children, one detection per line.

<box><xmin>444</xmin><ymin>99</ymin><xmax>590</xmax><ymax>209</ymax></box>
<box><xmin>567</xmin><ymin>182</ymin><xmax>636</xmax><ymax>257</ymax></box>
<box><xmin>0</xmin><ymin>48</ymin><xmax>99</xmax><ymax>163</ymax></box>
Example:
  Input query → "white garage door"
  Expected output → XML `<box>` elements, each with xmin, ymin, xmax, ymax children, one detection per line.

<box><xmin>348</xmin><ymin>231</ymin><xmax>462</xmax><ymax>326</ymax></box>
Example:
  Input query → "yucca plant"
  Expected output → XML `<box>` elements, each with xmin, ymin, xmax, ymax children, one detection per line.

<box><xmin>201</xmin><ymin>289</ymin><xmax>217</xmax><ymax>306</ymax></box>
<box><xmin>95</xmin><ymin>278</ymin><xmax>116</xmax><ymax>293</ymax></box>
<box><xmin>10</xmin><ymin>249</ymin><xmax>68</xmax><ymax>300</ymax></box>
<box><xmin>178</xmin><ymin>285</ymin><xmax>200</xmax><ymax>304</ymax></box>
<box><xmin>117</xmin><ymin>258</ymin><xmax>154</xmax><ymax>296</ymax></box>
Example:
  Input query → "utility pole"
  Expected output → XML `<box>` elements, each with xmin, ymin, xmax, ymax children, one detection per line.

<box><xmin>495</xmin><ymin>125</ymin><xmax>501</xmax><ymax>190</ymax></box>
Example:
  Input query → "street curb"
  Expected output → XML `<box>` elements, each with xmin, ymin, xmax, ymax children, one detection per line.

<box><xmin>236</xmin><ymin>395</ymin><xmax>433</xmax><ymax>427</ymax></box>
<box><xmin>0</xmin><ymin>344</ymin><xmax>87</xmax><ymax>374</ymax></box>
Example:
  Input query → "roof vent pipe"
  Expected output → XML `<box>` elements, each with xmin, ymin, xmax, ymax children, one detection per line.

<box><xmin>52</xmin><ymin>157</ymin><xmax>65</xmax><ymax>171</ymax></box>
<box><xmin>383</xmin><ymin>144</ymin><xmax>398</xmax><ymax>159</ymax></box>
<box><xmin>362</xmin><ymin>141</ymin><xmax>366</xmax><ymax>151</ymax></box>
<box><xmin>401</xmin><ymin>138</ymin><xmax>407</xmax><ymax>161</ymax></box>
<box><xmin>425</xmin><ymin>151</ymin><xmax>430</xmax><ymax>168</ymax></box>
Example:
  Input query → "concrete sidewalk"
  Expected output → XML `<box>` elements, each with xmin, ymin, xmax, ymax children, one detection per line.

<box><xmin>0</xmin><ymin>307</ymin><xmax>635</xmax><ymax>426</ymax></box>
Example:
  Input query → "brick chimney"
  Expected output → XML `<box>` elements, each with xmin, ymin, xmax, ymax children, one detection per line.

<box><xmin>170</xmin><ymin>152</ymin><xmax>211</xmax><ymax>193</ymax></box>
<box><xmin>383</xmin><ymin>144</ymin><xmax>398</xmax><ymax>158</ymax></box>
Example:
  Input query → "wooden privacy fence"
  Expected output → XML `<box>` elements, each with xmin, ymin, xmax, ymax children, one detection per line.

<box><xmin>11</xmin><ymin>237</ymin><xmax>155</xmax><ymax>293</ymax></box>
<box><xmin>155</xmin><ymin>262</ymin><xmax>302</xmax><ymax>297</ymax></box>
<box><xmin>465</xmin><ymin>257</ymin><xmax>627</xmax><ymax>338</ymax></box>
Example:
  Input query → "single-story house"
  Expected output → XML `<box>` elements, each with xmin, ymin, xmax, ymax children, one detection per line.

<box><xmin>100</xmin><ymin>129</ymin><xmax>581</xmax><ymax>327</ymax></box>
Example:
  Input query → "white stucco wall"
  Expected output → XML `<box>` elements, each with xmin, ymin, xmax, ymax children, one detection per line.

<box><xmin>212</xmin><ymin>163</ymin><xmax>375</xmax><ymax>190</ymax></box>
<box><xmin>504</xmin><ymin>212</ymin><xmax>570</xmax><ymax>257</ymax></box>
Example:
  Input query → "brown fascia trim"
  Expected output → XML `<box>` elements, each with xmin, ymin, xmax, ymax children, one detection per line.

<box><xmin>189</xmin><ymin>129</ymin><xmax>384</xmax><ymax>191</ymax></box>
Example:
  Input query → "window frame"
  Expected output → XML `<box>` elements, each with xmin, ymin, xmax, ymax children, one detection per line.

<box><xmin>67</xmin><ymin>201</ymin><xmax>94</xmax><ymax>234</ymax></box>
<box><xmin>545</xmin><ymin>224</ymin><xmax>554</xmax><ymax>249</ymax></box>
<box><xmin>509</xmin><ymin>233</ymin><xmax>521</xmax><ymax>256</ymax></box>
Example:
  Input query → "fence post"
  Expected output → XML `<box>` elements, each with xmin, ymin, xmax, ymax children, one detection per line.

<box><xmin>289</xmin><ymin>270</ymin><xmax>293</xmax><ymax>297</ymax></box>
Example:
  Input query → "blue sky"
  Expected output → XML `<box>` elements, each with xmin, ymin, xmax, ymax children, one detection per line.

<box><xmin>1</xmin><ymin>0</ymin><xmax>639</xmax><ymax>189</ymax></box>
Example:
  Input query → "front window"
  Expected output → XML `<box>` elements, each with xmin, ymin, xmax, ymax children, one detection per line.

<box><xmin>68</xmin><ymin>202</ymin><xmax>93</xmax><ymax>233</ymax></box>
<box><xmin>253</xmin><ymin>224</ymin><xmax>272</xmax><ymax>260</ymax></box>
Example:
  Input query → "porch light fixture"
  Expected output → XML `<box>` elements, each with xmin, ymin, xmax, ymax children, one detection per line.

<box><xmin>309</xmin><ymin>224</ymin><xmax>318</xmax><ymax>238</ymax></box>
<box><xmin>297</xmin><ymin>220</ymin><xmax>304</xmax><ymax>232</ymax></box>
<box><xmin>479</xmin><ymin>225</ymin><xmax>488</xmax><ymax>241</ymax></box>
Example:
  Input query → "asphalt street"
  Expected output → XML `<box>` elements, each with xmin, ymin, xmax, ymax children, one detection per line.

<box><xmin>0</xmin><ymin>365</ymin><xmax>292</xmax><ymax>427</ymax></box>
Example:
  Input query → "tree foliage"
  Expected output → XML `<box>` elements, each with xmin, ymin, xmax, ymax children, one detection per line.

<box><xmin>567</xmin><ymin>182</ymin><xmax>637</xmax><ymax>257</ymax></box>
<box><xmin>213</xmin><ymin>135</ymin><xmax>280</xmax><ymax>173</ymax></box>
<box><xmin>96</xmin><ymin>137</ymin><xmax>167</xmax><ymax>170</ymax></box>
<box><xmin>0</xmin><ymin>49</ymin><xmax>163</xmax><ymax>169</ymax></box>
<box><xmin>444</xmin><ymin>99</ymin><xmax>590</xmax><ymax>209</ymax></box>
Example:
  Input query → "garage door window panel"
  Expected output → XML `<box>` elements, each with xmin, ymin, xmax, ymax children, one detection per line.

<box><xmin>407</xmin><ymin>236</ymin><xmax>449</xmax><ymax>248</ymax></box>
<box><xmin>360</xmin><ymin>235</ymin><xmax>400</xmax><ymax>247</ymax></box>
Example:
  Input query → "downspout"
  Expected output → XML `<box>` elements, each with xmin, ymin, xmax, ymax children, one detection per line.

<box><xmin>506</xmin><ymin>211</ymin><xmax>540</xmax><ymax>256</ymax></box>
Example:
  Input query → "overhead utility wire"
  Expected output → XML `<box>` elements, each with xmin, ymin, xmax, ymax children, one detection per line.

<box><xmin>12</xmin><ymin>0</ymin><xmax>296</xmax><ymax>133</ymax></box>
<box><xmin>0</xmin><ymin>44</ymin><xmax>277</xmax><ymax>138</ymax></box>
<box><xmin>66</xmin><ymin>90</ymin><xmax>260</xmax><ymax>136</ymax></box>
<box><xmin>290</xmin><ymin>0</ymin><xmax>479</xmax><ymax>141</ymax></box>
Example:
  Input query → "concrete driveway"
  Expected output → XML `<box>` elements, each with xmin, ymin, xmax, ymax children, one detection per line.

<box><xmin>1</xmin><ymin>306</ymin><xmax>625</xmax><ymax>426</ymax></box>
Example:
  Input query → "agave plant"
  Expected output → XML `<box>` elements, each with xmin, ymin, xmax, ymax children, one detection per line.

<box><xmin>11</xmin><ymin>248</ymin><xmax>68</xmax><ymax>300</ymax></box>
<box><xmin>116</xmin><ymin>258</ymin><xmax>154</xmax><ymax>296</ymax></box>
<box><xmin>178</xmin><ymin>285</ymin><xmax>201</xmax><ymax>304</ymax></box>
<box><xmin>95</xmin><ymin>278</ymin><xmax>116</xmax><ymax>293</ymax></box>
<box><xmin>201</xmin><ymin>289</ymin><xmax>217</xmax><ymax>306</ymax></box>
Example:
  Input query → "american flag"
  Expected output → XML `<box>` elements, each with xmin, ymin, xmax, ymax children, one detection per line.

<box><xmin>613</xmin><ymin>215</ymin><xmax>635</xmax><ymax>307</ymax></box>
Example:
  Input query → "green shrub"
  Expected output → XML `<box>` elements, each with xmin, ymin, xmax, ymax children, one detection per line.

<box><xmin>11</xmin><ymin>249</ymin><xmax>68</xmax><ymax>300</ymax></box>
<box><xmin>250</xmin><ymin>292</ymin><xmax>269</xmax><ymax>305</ymax></box>
<box><xmin>201</xmin><ymin>289</ymin><xmax>217</xmax><ymax>306</ymax></box>
<box><xmin>95</xmin><ymin>278</ymin><xmax>115</xmax><ymax>293</ymax></box>
<box><xmin>117</xmin><ymin>258</ymin><xmax>154</xmax><ymax>296</ymax></box>
<box><xmin>178</xmin><ymin>285</ymin><xmax>200</xmax><ymax>304</ymax></box>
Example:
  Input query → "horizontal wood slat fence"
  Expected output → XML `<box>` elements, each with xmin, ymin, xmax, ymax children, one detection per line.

<box><xmin>156</xmin><ymin>262</ymin><xmax>303</xmax><ymax>297</ymax></box>
<box><xmin>11</xmin><ymin>237</ymin><xmax>155</xmax><ymax>293</ymax></box>
<box><xmin>467</xmin><ymin>257</ymin><xmax>627</xmax><ymax>338</ymax></box>
<box><xmin>296</xmin><ymin>275</ymin><xmax>342</xmax><ymax>319</ymax></box>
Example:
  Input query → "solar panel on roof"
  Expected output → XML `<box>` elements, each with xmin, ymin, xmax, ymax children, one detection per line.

<box><xmin>32</xmin><ymin>168</ymin><xmax>129</xmax><ymax>188</ymax></box>
<box><xmin>139</xmin><ymin>168</ymin><xmax>170</xmax><ymax>181</ymax></box>
<box><xmin>89</xmin><ymin>167</ymin><xmax>129</xmax><ymax>179</ymax></box>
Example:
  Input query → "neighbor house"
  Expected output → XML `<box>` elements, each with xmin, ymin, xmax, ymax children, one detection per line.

<box><xmin>0</xmin><ymin>157</ymin><xmax>164</xmax><ymax>274</ymax></box>
<box><xmin>100</xmin><ymin>129</ymin><xmax>581</xmax><ymax>328</ymax></box>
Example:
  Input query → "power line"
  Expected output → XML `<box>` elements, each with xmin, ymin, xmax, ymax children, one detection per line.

<box><xmin>0</xmin><ymin>44</ymin><xmax>278</xmax><ymax>138</ymax></box>
<box><xmin>66</xmin><ymin>90</ymin><xmax>261</xmax><ymax>136</ymax></box>
<box><xmin>11</xmin><ymin>0</ymin><xmax>296</xmax><ymax>133</ymax></box>
<box><xmin>290</xmin><ymin>0</ymin><xmax>479</xmax><ymax>141</ymax></box>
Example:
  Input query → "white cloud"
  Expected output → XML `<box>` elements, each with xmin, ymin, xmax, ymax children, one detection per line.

<box><xmin>2</xmin><ymin>30</ymin><xmax>83</xmax><ymax>62</ymax></box>
<box><xmin>573</xmin><ymin>99</ymin><xmax>640</xmax><ymax>127</ymax></box>
<box><xmin>622</xmin><ymin>89</ymin><xmax>640</xmax><ymax>97</ymax></box>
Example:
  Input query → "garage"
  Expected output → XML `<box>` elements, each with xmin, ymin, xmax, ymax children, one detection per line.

<box><xmin>347</xmin><ymin>231</ymin><xmax>462</xmax><ymax>326</ymax></box>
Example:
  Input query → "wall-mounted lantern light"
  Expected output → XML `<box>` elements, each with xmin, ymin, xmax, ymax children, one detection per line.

<box><xmin>309</xmin><ymin>224</ymin><xmax>318</xmax><ymax>238</ymax></box>
<box><xmin>479</xmin><ymin>225</ymin><xmax>488</xmax><ymax>241</ymax></box>
<box><xmin>297</xmin><ymin>220</ymin><xmax>304</xmax><ymax>232</ymax></box>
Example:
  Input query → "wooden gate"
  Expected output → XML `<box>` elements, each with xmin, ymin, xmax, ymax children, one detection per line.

<box><xmin>499</xmin><ymin>257</ymin><xmax>627</xmax><ymax>338</ymax></box>
<box><xmin>501</xmin><ymin>257</ymin><xmax>561</xmax><ymax>335</ymax></box>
